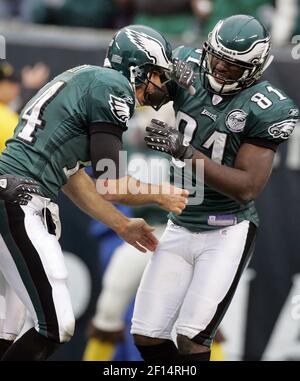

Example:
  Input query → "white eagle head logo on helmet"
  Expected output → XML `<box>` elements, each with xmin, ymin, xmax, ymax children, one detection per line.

<box><xmin>200</xmin><ymin>15</ymin><xmax>274</xmax><ymax>96</ymax></box>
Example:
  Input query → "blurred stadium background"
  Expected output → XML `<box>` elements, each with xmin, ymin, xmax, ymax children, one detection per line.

<box><xmin>0</xmin><ymin>0</ymin><xmax>300</xmax><ymax>361</ymax></box>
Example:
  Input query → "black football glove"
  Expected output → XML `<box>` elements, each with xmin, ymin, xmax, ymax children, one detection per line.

<box><xmin>167</xmin><ymin>58</ymin><xmax>197</xmax><ymax>96</ymax></box>
<box><xmin>145</xmin><ymin>119</ymin><xmax>195</xmax><ymax>161</ymax></box>
<box><xmin>0</xmin><ymin>174</ymin><xmax>41</xmax><ymax>206</ymax></box>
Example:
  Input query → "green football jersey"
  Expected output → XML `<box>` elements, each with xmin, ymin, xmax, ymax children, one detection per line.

<box><xmin>0</xmin><ymin>65</ymin><xmax>135</xmax><ymax>200</ymax></box>
<box><xmin>168</xmin><ymin>47</ymin><xmax>299</xmax><ymax>231</ymax></box>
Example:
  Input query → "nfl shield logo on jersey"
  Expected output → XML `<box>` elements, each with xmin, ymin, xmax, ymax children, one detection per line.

<box><xmin>225</xmin><ymin>109</ymin><xmax>248</xmax><ymax>133</ymax></box>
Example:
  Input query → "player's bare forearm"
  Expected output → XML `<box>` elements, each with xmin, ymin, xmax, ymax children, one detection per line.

<box><xmin>62</xmin><ymin>170</ymin><xmax>158</xmax><ymax>253</ymax></box>
<box><xmin>191</xmin><ymin>151</ymin><xmax>253</xmax><ymax>203</ymax></box>
<box><xmin>190</xmin><ymin>143</ymin><xmax>275</xmax><ymax>204</ymax></box>
<box><xmin>99</xmin><ymin>176</ymin><xmax>189</xmax><ymax>215</ymax></box>
<box><xmin>99</xmin><ymin>176</ymin><xmax>160</xmax><ymax>205</ymax></box>
<box><xmin>62</xmin><ymin>169</ymin><xmax>130</xmax><ymax>234</ymax></box>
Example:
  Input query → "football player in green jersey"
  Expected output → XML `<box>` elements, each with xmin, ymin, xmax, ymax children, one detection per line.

<box><xmin>0</xmin><ymin>25</ymin><xmax>190</xmax><ymax>361</ymax></box>
<box><xmin>131</xmin><ymin>15</ymin><xmax>299</xmax><ymax>361</ymax></box>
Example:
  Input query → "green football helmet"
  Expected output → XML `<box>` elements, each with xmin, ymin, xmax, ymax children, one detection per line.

<box><xmin>200</xmin><ymin>15</ymin><xmax>274</xmax><ymax>95</ymax></box>
<box><xmin>104</xmin><ymin>25</ymin><xmax>173</xmax><ymax>109</ymax></box>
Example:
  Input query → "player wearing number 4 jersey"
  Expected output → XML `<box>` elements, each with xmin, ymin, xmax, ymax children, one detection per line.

<box><xmin>131</xmin><ymin>15</ymin><xmax>299</xmax><ymax>361</ymax></box>
<box><xmin>0</xmin><ymin>25</ymin><xmax>190</xmax><ymax>361</ymax></box>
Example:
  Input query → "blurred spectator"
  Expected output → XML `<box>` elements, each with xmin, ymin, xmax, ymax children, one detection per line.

<box><xmin>113</xmin><ymin>0</ymin><xmax>135</xmax><ymax>29</ymax></box>
<box><xmin>133</xmin><ymin>0</ymin><xmax>195</xmax><ymax>37</ymax></box>
<box><xmin>191</xmin><ymin>0</ymin><xmax>213</xmax><ymax>21</ymax></box>
<box><xmin>0</xmin><ymin>0</ymin><xmax>40</xmax><ymax>22</ymax></box>
<box><xmin>0</xmin><ymin>0</ymin><xmax>134</xmax><ymax>28</ymax></box>
<box><xmin>192</xmin><ymin>0</ymin><xmax>275</xmax><ymax>38</ymax></box>
<box><xmin>271</xmin><ymin>0</ymin><xmax>300</xmax><ymax>46</ymax></box>
<box><xmin>31</xmin><ymin>0</ymin><xmax>117</xmax><ymax>28</ymax></box>
<box><xmin>0</xmin><ymin>61</ymin><xmax>20</xmax><ymax>152</ymax></box>
<box><xmin>19</xmin><ymin>62</ymin><xmax>50</xmax><ymax>111</ymax></box>
<box><xmin>0</xmin><ymin>60</ymin><xmax>49</xmax><ymax>136</ymax></box>
<box><xmin>21</xmin><ymin>62</ymin><xmax>50</xmax><ymax>91</ymax></box>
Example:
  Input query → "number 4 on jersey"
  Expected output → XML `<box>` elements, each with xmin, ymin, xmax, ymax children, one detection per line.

<box><xmin>176</xmin><ymin>111</ymin><xmax>227</xmax><ymax>164</ymax></box>
<box><xmin>18</xmin><ymin>81</ymin><xmax>65</xmax><ymax>144</ymax></box>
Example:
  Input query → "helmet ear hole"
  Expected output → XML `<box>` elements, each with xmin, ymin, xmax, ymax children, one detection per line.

<box><xmin>129</xmin><ymin>65</ymin><xmax>141</xmax><ymax>77</ymax></box>
<box><xmin>129</xmin><ymin>66</ymin><xmax>137</xmax><ymax>87</ymax></box>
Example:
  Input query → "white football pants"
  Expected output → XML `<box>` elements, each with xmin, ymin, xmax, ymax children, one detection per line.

<box><xmin>131</xmin><ymin>219</ymin><xmax>256</xmax><ymax>347</ymax></box>
<box><xmin>0</xmin><ymin>196</ymin><xmax>74</xmax><ymax>343</ymax></box>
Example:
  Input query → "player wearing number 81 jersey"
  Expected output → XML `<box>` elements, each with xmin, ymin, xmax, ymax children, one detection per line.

<box><xmin>165</xmin><ymin>16</ymin><xmax>299</xmax><ymax>231</ymax></box>
<box><xmin>132</xmin><ymin>15</ymin><xmax>299</xmax><ymax>361</ymax></box>
<box><xmin>168</xmin><ymin>51</ymin><xmax>298</xmax><ymax>231</ymax></box>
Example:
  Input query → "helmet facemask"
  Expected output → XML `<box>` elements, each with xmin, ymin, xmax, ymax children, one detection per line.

<box><xmin>130</xmin><ymin>63</ymin><xmax>171</xmax><ymax>110</ymax></box>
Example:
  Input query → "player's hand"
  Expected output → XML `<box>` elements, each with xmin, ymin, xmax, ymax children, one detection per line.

<box><xmin>158</xmin><ymin>183</ymin><xmax>189</xmax><ymax>215</ymax></box>
<box><xmin>167</xmin><ymin>58</ymin><xmax>197</xmax><ymax>95</ymax></box>
<box><xmin>145</xmin><ymin>119</ymin><xmax>195</xmax><ymax>161</ymax></box>
<box><xmin>117</xmin><ymin>218</ymin><xmax>158</xmax><ymax>253</ymax></box>
<box><xmin>0</xmin><ymin>174</ymin><xmax>41</xmax><ymax>206</ymax></box>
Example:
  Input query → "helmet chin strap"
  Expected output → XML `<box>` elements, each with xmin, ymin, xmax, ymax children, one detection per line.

<box><xmin>129</xmin><ymin>66</ymin><xmax>141</xmax><ymax>105</ymax></box>
<box><xmin>129</xmin><ymin>66</ymin><xmax>137</xmax><ymax>89</ymax></box>
<box><xmin>135</xmin><ymin>94</ymin><xmax>141</xmax><ymax>107</ymax></box>
<box><xmin>129</xmin><ymin>66</ymin><xmax>141</xmax><ymax>107</ymax></box>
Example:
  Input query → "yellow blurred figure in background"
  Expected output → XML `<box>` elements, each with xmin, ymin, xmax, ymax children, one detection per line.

<box><xmin>83</xmin><ymin>336</ymin><xmax>226</xmax><ymax>361</ymax></box>
<box><xmin>0</xmin><ymin>61</ymin><xmax>20</xmax><ymax>153</ymax></box>
<box><xmin>0</xmin><ymin>104</ymin><xmax>18</xmax><ymax>153</ymax></box>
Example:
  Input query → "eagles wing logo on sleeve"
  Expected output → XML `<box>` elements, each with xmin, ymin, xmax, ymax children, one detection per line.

<box><xmin>109</xmin><ymin>94</ymin><xmax>131</xmax><ymax>124</ymax></box>
<box><xmin>268</xmin><ymin>119</ymin><xmax>296</xmax><ymax>139</ymax></box>
<box><xmin>125</xmin><ymin>29</ymin><xmax>170</xmax><ymax>67</ymax></box>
